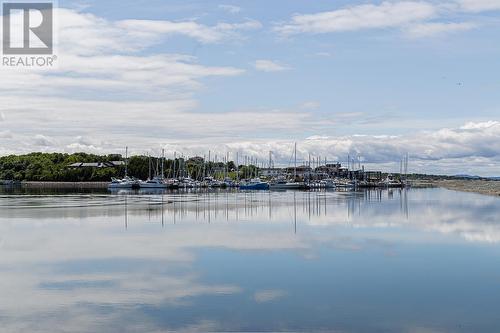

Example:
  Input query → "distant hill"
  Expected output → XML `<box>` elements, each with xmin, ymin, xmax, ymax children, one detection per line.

<box><xmin>454</xmin><ymin>174</ymin><xmax>500</xmax><ymax>180</ymax></box>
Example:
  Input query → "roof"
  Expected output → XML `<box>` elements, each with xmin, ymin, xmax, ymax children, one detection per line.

<box><xmin>68</xmin><ymin>161</ymin><xmax>125</xmax><ymax>168</ymax></box>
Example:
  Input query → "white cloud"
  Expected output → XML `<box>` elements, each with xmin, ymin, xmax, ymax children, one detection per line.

<box><xmin>0</xmin><ymin>7</ymin><xmax>251</xmax><ymax>157</ymax></box>
<box><xmin>33</xmin><ymin>135</ymin><xmax>57</xmax><ymax>147</ymax></box>
<box><xmin>116</xmin><ymin>18</ymin><xmax>261</xmax><ymax>45</ymax></box>
<box><xmin>53</xmin><ymin>8</ymin><xmax>261</xmax><ymax>55</ymax></box>
<box><xmin>0</xmin><ymin>8</ymin><xmax>249</xmax><ymax>98</ymax></box>
<box><xmin>0</xmin><ymin>130</ymin><xmax>13</xmax><ymax>139</ymax></box>
<box><xmin>458</xmin><ymin>0</ymin><xmax>500</xmax><ymax>12</ymax></box>
<box><xmin>406</xmin><ymin>22</ymin><xmax>477</xmax><ymax>38</ymax></box>
<box><xmin>300</xmin><ymin>101</ymin><xmax>320</xmax><ymax>110</ymax></box>
<box><xmin>163</xmin><ymin>120</ymin><xmax>500</xmax><ymax>176</ymax></box>
<box><xmin>218</xmin><ymin>4</ymin><xmax>242</xmax><ymax>14</ymax></box>
<box><xmin>274</xmin><ymin>1</ymin><xmax>436</xmax><ymax>35</ymax></box>
<box><xmin>274</xmin><ymin>1</ymin><xmax>483</xmax><ymax>39</ymax></box>
<box><xmin>253</xmin><ymin>290</ymin><xmax>287</xmax><ymax>303</ymax></box>
<box><xmin>254</xmin><ymin>59</ymin><xmax>291</xmax><ymax>72</ymax></box>
<box><xmin>459</xmin><ymin>120</ymin><xmax>499</xmax><ymax>130</ymax></box>
<box><xmin>315</xmin><ymin>51</ymin><xmax>333</xmax><ymax>57</ymax></box>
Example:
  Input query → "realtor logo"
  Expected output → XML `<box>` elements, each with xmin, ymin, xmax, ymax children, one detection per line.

<box><xmin>2</xmin><ymin>2</ymin><xmax>53</xmax><ymax>55</ymax></box>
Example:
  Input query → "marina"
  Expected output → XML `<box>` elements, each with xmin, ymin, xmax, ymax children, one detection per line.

<box><xmin>96</xmin><ymin>146</ymin><xmax>411</xmax><ymax>191</ymax></box>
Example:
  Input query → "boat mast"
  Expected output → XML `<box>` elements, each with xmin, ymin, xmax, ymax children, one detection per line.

<box><xmin>208</xmin><ymin>150</ymin><xmax>211</xmax><ymax>177</ymax></box>
<box><xmin>294</xmin><ymin>142</ymin><xmax>297</xmax><ymax>180</ymax></box>
<box><xmin>236</xmin><ymin>151</ymin><xmax>239</xmax><ymax>181</ymax></box>
<box><xmin>202</xmin><ymin>154</ymin><xmax>206</xmax><ymax>179</ymax></box>
<box><xmin>156</xmin><ymin>153</ymin><xmax>159</xmax><ymax>178</ymax></box>
<box><xmin>161</xmin><ymin>149</ymin><xmax>165</xmax><ymax>179</ymax></box>
<box><xmin>125</xmin><ymin>146</ymin><xmax>128</xmax><ymax>177</ymax></box>
<box><xmin>225</xmin><ymin>152</ymin><xmax>229</xmax><ymax>179</ymax></box>
<box><xmin>173</xmin><ymin>152</ymin><xmax>177</xmax><ymax>179</ymax></box>
<box><xmin>148</xmin><ymin>153</ymin><xmax>151</xmax><ymax>180</ymax></box>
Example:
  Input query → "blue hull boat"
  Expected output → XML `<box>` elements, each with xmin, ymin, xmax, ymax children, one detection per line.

<box><xmin>239</xmin><ymin>178</ymin><xmax>269</xmax><ymax>190</ymax></box>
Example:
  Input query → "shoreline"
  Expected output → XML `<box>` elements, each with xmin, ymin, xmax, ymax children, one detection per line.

<box><xmin>425</xmin><ymin>179</ymin><xmax>500</xmax><ymax>197</ymax></box>
<box><xmin>1</xmin><ymin>180</ymin><xmax>500</xmax><ymax>197</ymax></box>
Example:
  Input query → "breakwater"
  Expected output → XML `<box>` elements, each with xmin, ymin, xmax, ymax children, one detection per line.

<box><xmin>20</xmin><ymin>181</ymin><xmax>109</xmax><ymax>189</ymax></box>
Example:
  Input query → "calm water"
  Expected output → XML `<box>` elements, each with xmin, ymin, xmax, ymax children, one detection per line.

<box><xmin>1</xmin><ymin>188</ymin><xmax>500</xmax><ymax>332</ymax></box>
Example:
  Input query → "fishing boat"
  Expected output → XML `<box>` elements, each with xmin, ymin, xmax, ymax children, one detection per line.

<box><xmin>239</xmin><ymin>178</ymin><xmax>269</xmax><ymax>190</ymax></box>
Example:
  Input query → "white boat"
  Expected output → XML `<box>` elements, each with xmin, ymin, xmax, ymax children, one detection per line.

<box><xmin>223</xmin><ymin>177</ymin><xmax>237</xmax><ymax>187</ymax></box>
<box><xmin>333</xmin><ymin>178</ymin><xmax>355</xmax><ymax>189</ymax></box>
<box><xmin>139</xmin><ymin>149</ymin><xmax>168</xmax><ymax>189</ymax></box>
<box><xmin>270</xmin><ymin>179</ymin><xmax>309</xmax><ymax>190</ymax></box>
<box><xmin>108</xmin><ymin>147</ymin><xmax>140</xmax><ymax>189</ymax></box>
<box><xmin>202</xmin><ymin>176</ymin><xmax>223</xmax><ymax>188</ymax></box>
<box><xmin>379</xmin><ymin>174</ymin><xmax>403</xmax><ymax>188</ymax></box>
<box><xmin>269</xmin><ymin>143</ymin><xmax>310</xmax><ymax>190</ymax></box>
<box><xmin>108</xmin><ymin>176</ymin><xmax>140</xmax><ymax>189</ymax></box>
<box><xmin>179</xmin><ymin>177</ymin><xmax>196</xmax><ymax>188</ymax></box>
<box><xmin>139</xmin><ymin>176</ymin><xmax>166</xmax><ymax>189</ymax></box>
<box><xmin>312</xmin><ymin>179</ymin><xmax>336</xmax><ymax>189</ymax></box>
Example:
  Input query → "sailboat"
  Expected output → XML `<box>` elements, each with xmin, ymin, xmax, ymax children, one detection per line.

<box><xmin>108</xmin><ymin>147</ymin><xmax>140</xmax><ymax>189</ymax></box>
<box><xmin>269</xmin><ymin>177</ymin><xmax>308</xmax><ymax>190</ymax></box>
<box><xmin>139</xmin><ymin>150</ymin><xmax>167</xmax><ymax>189</ymax></box>
<box><xmin>269</xmin><ymin>143</ymin><xmax>309</xmax><ymax>190</ymax></box>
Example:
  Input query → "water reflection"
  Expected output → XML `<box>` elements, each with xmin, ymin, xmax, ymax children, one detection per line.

<box><xmin>0</xmin><ymin>188</ymin><xmax>500</xmax><ymax>332</ymax></box>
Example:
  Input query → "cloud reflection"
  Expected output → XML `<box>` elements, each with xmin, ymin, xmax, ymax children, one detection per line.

<box><xmin>0</xmin><ymin>188</ymin><xmax>499</xmax><ymax>331</ymax></box>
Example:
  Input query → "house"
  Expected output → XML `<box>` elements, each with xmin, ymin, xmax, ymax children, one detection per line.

<box><xmin>259</xmin><ymin>167</ymin><xmax>283</xmax><ymax>177</ymax></box>
<box><xmin>68</xmin><ymin>161</ymin><xmax>125</xmax><ymax>168</ymax></box>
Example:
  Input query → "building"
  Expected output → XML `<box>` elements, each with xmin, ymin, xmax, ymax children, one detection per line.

<box><xmin>284</xmin><ymin>165</ymin><xmax>312</xmax><ymax>178</ymax></box>
<box><xmin>315</xmin><ymin>163</ymin><xmax>342</xmax><ymax>175</ymax></box>
<box><xmin>68</xmin><ymin>161</ymin><xmax>125</xmax><ymax>168</ymax></box>
<box><xmin>259</xmin><ymin>168</ymin><xmax>282</xmax><ymax>177</ymax></box>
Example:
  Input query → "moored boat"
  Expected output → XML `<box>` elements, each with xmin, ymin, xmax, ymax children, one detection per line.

<box><xmin>269</xmin><ymin>179</ymin><xmax>309</xmax><ymax>190</ymax></box>
<box><xmin>108</xmin><ymin>176</ymin><xmax>140</xmax><ymax>189</ymax></box>
<box><xmin>239</xmin><ymin>178</ymin><xmax>269</xmax><ymax>190</ymax></box>
<box><xmin>379</xmin><ymin>174</ymin><xmax>404</xmax><ymax>188</ymax></box>
<box><xmin>139</xmin><ymin>176</ymin><xmax>166</xmax><ymax>189</ymax></box>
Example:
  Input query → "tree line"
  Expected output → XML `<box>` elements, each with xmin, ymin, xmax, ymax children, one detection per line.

<box><xmin>0</xmin><ymin>152</ymin><xmax>258</xmax><ymax>182</ymax></box>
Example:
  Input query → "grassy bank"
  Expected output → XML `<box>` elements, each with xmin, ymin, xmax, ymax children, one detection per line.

<box><xmin>430</xmin><ymin>179</ymin><xmax>500</xmax><ymax>197</ymax></box>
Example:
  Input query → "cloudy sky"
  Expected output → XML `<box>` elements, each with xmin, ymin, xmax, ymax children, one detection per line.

<box><xmin>1</xmin><ymin>0</ymin><xmax>500</xmax><ymax>175</ymax></box>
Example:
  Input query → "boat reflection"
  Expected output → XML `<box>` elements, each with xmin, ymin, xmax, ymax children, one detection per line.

<box><xmin>1</xmin><ymin>188</ymin><xmax>500</xmax><ymax>332</ymax></box>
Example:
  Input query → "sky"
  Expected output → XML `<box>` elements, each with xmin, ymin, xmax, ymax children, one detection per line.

<box><xmin>0</xmin><ymin>0</ymin><xmax>500</xmax><ymax>175</ymax></box>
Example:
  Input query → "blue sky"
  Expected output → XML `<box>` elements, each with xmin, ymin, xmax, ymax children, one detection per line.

<box><xmin>1</xmin><ymin>0</ymin><xmax>500</xmax><ymax>175</ymax></box>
